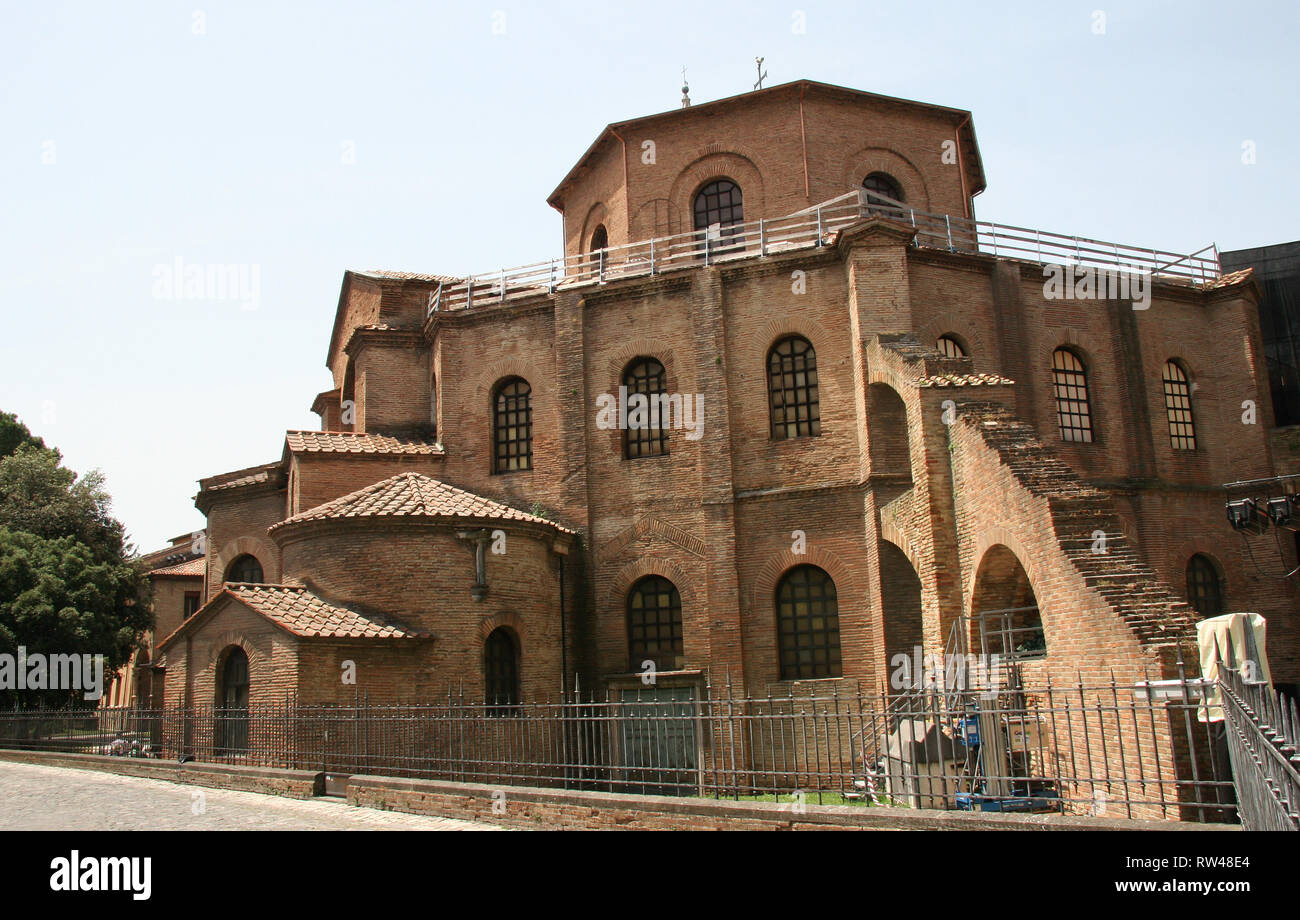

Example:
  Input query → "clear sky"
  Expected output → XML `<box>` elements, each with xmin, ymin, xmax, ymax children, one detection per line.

<box><xmin>2</xmin><ymin>0</ymin><xmax>1297</xmax><ymax>552</ymax></box>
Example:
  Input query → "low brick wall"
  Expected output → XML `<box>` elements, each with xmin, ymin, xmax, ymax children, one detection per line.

<box><xmin>347</xmin><ymin>775</ymin><xmax>1232</xmax><ymax>831</ymax></box>
<box><xmin>0</xmin><ymin>750</ymin><xmax>323</xmax><ymax>799</ymax></box>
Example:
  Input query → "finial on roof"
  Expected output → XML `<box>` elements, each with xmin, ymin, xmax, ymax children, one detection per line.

<box><xmin>681</xmin><ymin>66</ymin><xmax>690</xmax><ymax>108</ymax></box>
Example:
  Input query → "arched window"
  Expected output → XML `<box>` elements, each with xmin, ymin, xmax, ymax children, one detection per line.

<box><xmin>1052</xmin><ymin>348</ymin><xmax>1094</xmax><ymax>443</ymax></box>
<box><xmin>776</xmin><ymin>565</ymin><xmax>841</xmax><ymax>680</ymax></box>
<box><xmin>215</xmin><ymin>646</ymin><xmax>249</xmax><ymax>754</ymax></box>
<box><xmin>693</xmin><ymin>179</ymin><xmax>744</xmax><ymax>251</ymax></box>
<box><xmin>484</xmin><ymin>628</ymin><xmax>520</xmax><ymax>710</ymax></box>
<box><xmin>1186</xmin><ymin>554</ymin><xmax>1224</xmax><ymax>618</ymax></box>
<box><xmin>623</xmin><ymin>358</ymin><xmax>669</xmax><ymax>459</ymax></box>
<box><xmin>863</xmin><ymin>172</ymin><xmax>905</xmax><ymax>216</ymax></box>
<box><xmin>936</xmin><ymin>335</ymin><xmax>967</xmax><ymax>358</ymax></box>
<box><xmin>627</xmin><ymin>576</ymin><xmax>684</xmax><ymax>672</ymax></box>
<box><xmin>225</xmin><ymin>554</ymin><xmax>263</xmax><ymax>584</ymax></box>
<box><xmin>492</xmin><ymin>377</ymin><xmax>532</xmax><ymax>473</ymax></box>
<box><xmin>768</xmin><ymin>336</ymin><xmax>821</xmax><ymax>439</ymax></box>
<box><xmin>1163</xmin><ymin>360</ymin><xmax>1197</xmax><ymax>451</ymax></box>
<box><xmin>589</xmin><ymin>225</ymin><xmax>608</xmax><ymax>252</ymax></box>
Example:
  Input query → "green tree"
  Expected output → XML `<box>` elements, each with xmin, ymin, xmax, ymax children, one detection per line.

<box><xmin>0</xmin><ymin>412</ymin><xmax>149</xmax><ymax>709</ymax></box>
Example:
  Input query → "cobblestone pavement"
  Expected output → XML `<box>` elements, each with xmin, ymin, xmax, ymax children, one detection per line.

<box><xmin>0</xmin><ymin>762</ymin><xmax>503</xmax><ymax>830</ymax></box>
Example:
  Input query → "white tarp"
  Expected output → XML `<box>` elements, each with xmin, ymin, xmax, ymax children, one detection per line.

<box><xmin>1196</xmin><ymin>613</ymin><xmax>1270</xmax><ymax>722</ymax></box>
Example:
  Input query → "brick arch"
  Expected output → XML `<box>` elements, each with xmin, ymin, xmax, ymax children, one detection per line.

<box><xmin>967</xmin><ymin>541</ymin><xmax>1049</xmax><ymax>656</ymax></box>
<box><xmin>605</xmin><ymin>557</ymin><xmax>699</xmax><ymax>616</ymax></box>
<box><xmin>866</xmin><ymin>381</ymin><xmax>913</xmax><ymax>479</ymax></box>
<box><xmin>915</xmin><ymin>313</ymin><xmax>992</xmax><ymax>366</ymax></box>
<box><xmin>580</xmin><ymin>201</ymin><xmax>611</xmax><ymax>251</ymax></box>
<box><xmin>838</xmin><ymin>147</ymin><xmax>932</xmax><ymax>212</ymax></box>
<box><xmin>204</xmin><ymin>632</ymin><xmax>264</xmax><ymax>671</ymax></box>
<box><xmin>216</xmin><ymin>536</ymin><xmax>279</xmax><ymax>586</ymax></box>
<box><xmin>756</xmin><ymin>317</ymin><xmax>833</xmax><ymax>362</ymax></box>
<box><xmin>605</xmin><ymin>340</ymin><xmax>681</xmax><ymax>386</ymax></box>
<box><xmin>669</xmin><ymin>151</ymin><xmax>766</xmax><ymax>233</ymax></box>
<box><xmin>751</xmin><ymin>544</ymin><xmax>859</xmax><ymax>612</ymax></box>
<box><xmin>473</xmin><ymin>359</ymin><xmax>550</xmax><ymax>402</ymax></box>
<box><xmin>1169</xmin><ymin>542</ymin><xmax>1230</xmax><ymax>610</ymax></box>
<box><xmin>478</xmin><ymin>610</ymin><xmax>526</xmax><ymax>645</ymax></box>
<box><xmin>879</xmin><ymin>524</ymin><xmax>924</xmax><ymax>578</ymax></box>
<box><xmin>967</xmin><ymin>528</ymin><xmax>1044</xmax><ymax>611</ymax></box>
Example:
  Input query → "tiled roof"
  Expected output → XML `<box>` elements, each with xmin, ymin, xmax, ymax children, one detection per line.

<box><xmin>356</xmin><ymin>270</ymin><xmax>463</xmax><ymax>283</ymax></box>
<box><xmin>226</xmin><ymin>584</ymin><xmax>427</xmax><ymax>640</ymax></box>
<box><xmin>271</xmin><ymin>472</ymin><xmax>575</xmax><ymax>534</ymax></box>
<box><xmin>284</xmin><ymin>431</ymin><xmax>444</xmax><ymax>456</ymax></box>
<box><xmin>1203</xmin><ymin>268</ymin><xmax>1254</xmax><ymax>290</ymax></box>
<box><xmin>201</xmin><ymin>461</ymin><xmax>284</xmax><ymax>493</ymax></box>
<box><xmin>149</xmin><ymin>557</ymin><xmax>206</xmax><ymax>578</ymax></box>
<box><xmin>917</xmin><ymin>372</ymin><xmax>1015</xmax><ymax>388</ymax></box>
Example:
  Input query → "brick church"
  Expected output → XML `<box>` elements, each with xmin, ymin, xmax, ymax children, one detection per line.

<box><xmin>130</xmin><ymin>79</ymin><xmax>1298</xmax><ymax>716</ymax></box>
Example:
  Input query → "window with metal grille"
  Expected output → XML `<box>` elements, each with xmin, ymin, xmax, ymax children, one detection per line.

<box><xmin>627</xmin><ymin>576</ymin><xmax>684</xmax><ymax>672</ymax></box>
<box><xmin>1163</xmin><ymin>360</ymin><xmax>1197</xmax><ymax>450</ymax></box>
<box><xmin>776</xmin><ymin>565</ymin><xmax>841</xmax><ymax>681</ymax></box>
<box><xmin>623</xmin><ymin>358</ymin><xmax>669</xmax><ymax>459</ymax></box>
<box><xmin>1052</xmin><ymin>348</ymin><xmax>1094</xmax><ymax>443</ymax></box>
<box><xmin>936</xmin><ymin>335</ymin><xmax>966</xmax><ymax>358</ymax></box>
<box><xmin>863</xmin><ymin>172</ymin><xmax>905</xmax><ymax>216</ymax></box>
<box><xmin>225</xmin><ymin>554</ymin><xmax>263</xmax><ymax>584</ymax></box>
<box><xmin>492</xmin><ymin>377</ymin><xmax>533</xmax><ymax>473</ymax></box>
<box><xmin>1186</xmin><ymin>554</ymin><xmax>1223</xmax><ymax>617</ymax></box>
<box><xmin>768</xmin><ymin>336</ymin><xmax>821</xmax><ymax>439</ymax></box>
<box><xmin>693</xmin><ymin>179</ymin><xmax>744</xmax><ymax>251</ymax></box>
<box><xmin>484</xmin><ymin>628</ymin><xmax>520</xmax><ymax>710</ymax></box>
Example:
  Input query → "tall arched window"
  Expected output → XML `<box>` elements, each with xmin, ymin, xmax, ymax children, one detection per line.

<box><xmin>1052</xmin><ymin>348</ymin><xmax>1094</xmax><ymax>443</ymax></box>
<box><xmin>776</xmin><ymin>565</ymin><xmax>841</xmax><ymax>680</ymax></box>
<box><xmin>693</xmin><ymin>179</ymin><xmax>744</xmax><ymax>251</ymax></box>
<box><xmin>484</xmin><ymin>628</ymin><xmax>520</xmax><ymax>710</ymax></box>
<box><xmin>1163</xmin><ymin>360</ymin><xmax>1197</xmax><ymax>451</ymax></box>
<box><xmin>215</xmin><ymin>646</ymin><xmax>249</xmax><ymax>754</ymax></box>
<box><xmin>863</xmin><ymin>172</ymin><xmax>905</xmax><ymax>216</ymax></box>
<box><xmin>225</xmin><ymin>554</ymin><xmax>263</xmax><ymax>584</ymax></box>
<box><xmin>768</xmin><ymin>336</ymin><xmax>821</xmax><ymax>439</ymax></box>
<box><xmin>492</xmin><ymin>377</ymin><xmax>533</xmax><ymax>473</ymax></box>
<box><xmin>589</xmin><ymin>225</ymin><xmax>608</xmax><ymax>252</ymax></box>
<box><xmin>623</xmin><ymin>357</ymin><xmax>669</xmax><ymax>459</ymax></box>
<box><xmin>627</xmin><ymin>576</ymin><xmax>684</xmax><ymax>672</ymax></box>
<box><xmin>1186</xmin><ymin>554</ymin><xmax>1224</xmax><ymax>618</ymax></box>
<box><xmin>936</xmin><ymin>335</ymin><xmax>967</xmax><ymax>358</ymax></box>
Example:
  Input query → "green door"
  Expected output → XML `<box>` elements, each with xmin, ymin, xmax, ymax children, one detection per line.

<box><xmin>619</xmin><ymin>686</ymin><xmax>698</xmax><ymax>796</ymax></box>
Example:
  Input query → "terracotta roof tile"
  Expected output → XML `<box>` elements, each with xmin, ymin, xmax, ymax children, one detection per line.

<box><xmin>356</xmin><ymin>270</ymin><xmax>463</xmax><ymax>283</ymax></box>
<box><xmin>284</xmin><ymin>431</ymin><xmax>444</xmax><ymax>456</ymax></box>
<box><xmin>201</xmin><ymin>461</ymin><xmax>284</xmax><ymax>493</ymax></box>
<box><xmin>226</xmin><ymin>584</ymin><xmax>427</xmax><ymax>640</ymax></box>
<box><xmin>149</xmin><ymin>557</ymin><xmax>206</xmax><ymax>577</ymax></box>
<box><xmin>917</xmin><ymin>372</ymin><xmax>1015</xmax><ymax>388</ymax></box>
<box><xmin>270</xmin><ymin>472</ymin><xmax>575</xmax><ymax>535</ymax></box>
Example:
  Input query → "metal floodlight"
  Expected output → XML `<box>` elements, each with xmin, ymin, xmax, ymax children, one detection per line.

<box><xmin>1267</xmin><ymin>496</ymin><xmax>1294</xmax><ymax>527</ymax></box>
<box><xmin>1226</xmin><ymin>499</ymin><xmax>1258</xmax><ymax>530</ymax></box>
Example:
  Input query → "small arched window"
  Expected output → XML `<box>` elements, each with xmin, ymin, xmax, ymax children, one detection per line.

<box><xmin>215</xmin><ymin>646</ymin><xmax>249</xmax><ymax>753</ymax></box>
<box><xmin>225</xmin><ymin>554</ymin><xmax>263</xmax><ymax>584</ymax></box>
<box><xmin>1052</xmin><ymin>348</ymin><xmax>1094</xmax><ymax>443</ymax></box>
<box><xmin>623</xmin><ymin>357</ymin><xmax>669</xmax><ymax>459</ymax></box>
<box><xmin>936</xmin><ymin>335</ymin><xmax>967</xmax><ymax>358</ymax></box>
<box><xmin>492</xmin><ymin>377</ymin><xmax>533</xmax><ymax>473</ymax></box>
<box><xmin>776</xmin><ymin>565</ymin><xmax>841</xmax><ymax>681</ymax></box>
<box><xmin>627</xmin><ymin>576</ymin><xmax>684</xmax><ymax>672</ymax></box>
<box><xmin>693</xmin><ymin>179</ymin><xmax>744</xmax><ymax>250</ymax></box>
<box><xmin>863</xmin><ymin>172</ymin><xmax>905</xmax><ymax>215</ymax></box>
<box><xmin>1163</xmin><ymin>360</ymin><xmax>1197</xmax><ymax>451</ymax></box>
<box><xmin>484</xmin><ymin>628</ymin><xmax>520</xmax><ymax>710</ymax></box>
<box><xmin>1186</xmin><ymin>554</ymin><xmax>1224</xmax><ymax>618</ymax></box>
<box><xmin>768</xmin><ymin>336</ymin><xmax>821</xmax><ymax>440</ymax></box>
<box><xmin>589</xmin><ymin>225</ymin><xmax>608</xmax><ymax>252</ymax></box>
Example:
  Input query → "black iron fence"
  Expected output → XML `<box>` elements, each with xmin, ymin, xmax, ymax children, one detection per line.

<box><xmin>1218</xmin><ymin>661</ymin><xmax>1300</xmax><ymax>830</ymax></box>
<box><xmin>0</xmin><ymin>671</ymin><xmax>1240</xmax><ymax>823</ymax></box>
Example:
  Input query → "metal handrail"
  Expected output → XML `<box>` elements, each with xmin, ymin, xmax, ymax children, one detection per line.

<box><xmin>429</xmin><ymin>190</ymin><xmax>1221</xmax><ymax>315</ymax></box>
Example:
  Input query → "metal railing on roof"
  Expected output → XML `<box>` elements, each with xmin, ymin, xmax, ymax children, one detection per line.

<box><xmin>428</xmin><ymin>190</ymin><xmax>1222</xmax><ymax>314</ymax></box>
